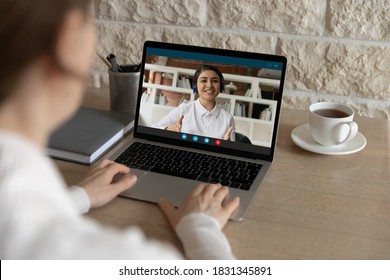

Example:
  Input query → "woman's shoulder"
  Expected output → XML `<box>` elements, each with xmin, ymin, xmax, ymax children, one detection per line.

<box><xmin>176</xmin><ymin>100</ymin><xmax>196</xmax><ymax>113</ymax></box>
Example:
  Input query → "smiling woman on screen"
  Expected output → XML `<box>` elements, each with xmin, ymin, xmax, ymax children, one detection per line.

<box><xmin>155</xmin><ymin>65</ymin><xmax>236</xmax><ymax>141</ymax></box>
<box><xmin>0</xmin><ymin>0</ymin><xmax>239</xmax><ymax>259</ymax></box>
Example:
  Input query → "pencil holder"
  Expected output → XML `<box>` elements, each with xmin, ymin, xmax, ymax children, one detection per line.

<box><xmin>108</xmin><ymin>68</ymin><xmax>140</xmax><ymax>114</ymax></box>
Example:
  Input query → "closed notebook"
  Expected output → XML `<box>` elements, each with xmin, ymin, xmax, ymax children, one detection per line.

<box><xmin>48</xmin><ymin>107</ymin><xmax>134</xmax><ymax>164</ymax></box>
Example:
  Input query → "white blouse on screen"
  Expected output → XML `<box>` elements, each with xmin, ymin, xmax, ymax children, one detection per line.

<box><xmin>155</xmin><ymin>99</ymin><xmax>236</xmax><ymax>141</ymax></box>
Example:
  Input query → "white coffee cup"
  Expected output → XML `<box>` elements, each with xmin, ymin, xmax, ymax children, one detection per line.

<box><xmin>309</xmin><ymin>102</ymin><xmax>358</xmax><ymax>146</ymax></box>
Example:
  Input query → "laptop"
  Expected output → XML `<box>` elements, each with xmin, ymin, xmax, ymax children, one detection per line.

<box><xmin>110</xmin><ymin>41</ymin><xmax>287</xmax><ymax>220</ymax></box>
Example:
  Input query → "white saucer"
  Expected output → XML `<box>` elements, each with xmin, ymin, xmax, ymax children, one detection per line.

<box><xmin>291</xmin><ymin>123</ymin><xmax>367</xmax><ymax>155</ymax></box>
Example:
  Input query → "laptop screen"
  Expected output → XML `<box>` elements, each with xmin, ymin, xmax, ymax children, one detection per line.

<box><xmin>134</xmin><ymin>41</ymin><xmax>287</xmax><ymax>161</ymax></box>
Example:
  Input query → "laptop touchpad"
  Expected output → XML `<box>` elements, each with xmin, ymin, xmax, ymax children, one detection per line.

<box><xmin>121</xmin><ymin>172</ymin><xmax>197</xmax><ymax>206</ymax></box>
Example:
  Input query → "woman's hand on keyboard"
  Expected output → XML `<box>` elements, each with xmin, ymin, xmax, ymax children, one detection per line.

<box><xmin>158</xmin><ymin>183</ymin><xmax>240</xmax><ymax>229</ymax></box>
<box><xmin>78</xmin><ymin>159</ymin><xmax>137</xmax><ymax>209</ymax></box>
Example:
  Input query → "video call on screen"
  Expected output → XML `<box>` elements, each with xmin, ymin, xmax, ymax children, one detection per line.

<box><xmin>137</xmin><ymin>47</ymin><xmax>283</xmax><ymax>156</ymax></box>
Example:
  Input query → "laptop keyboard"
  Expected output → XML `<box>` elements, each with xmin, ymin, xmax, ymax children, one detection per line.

<box><xmin>114</xmin><ymin>142</ymin><xmax>262</xmax><ymax>191</ymax></box>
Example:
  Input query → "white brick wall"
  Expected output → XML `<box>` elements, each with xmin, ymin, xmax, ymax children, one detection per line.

<box><xmin>91</xmin><ymin>0</ymin><xmax>390</xmax><ymax>118</ymax></box>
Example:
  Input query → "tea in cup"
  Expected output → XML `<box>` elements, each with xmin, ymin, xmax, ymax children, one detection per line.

<box><xmin>309</xmin><ymin>102</ymin><xmax>358</xmax><ymax>146</ymax></box>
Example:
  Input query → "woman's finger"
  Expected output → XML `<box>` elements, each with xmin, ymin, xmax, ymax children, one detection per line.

<box><xmin>95</xmin><ymin>159</ymin><xmax>115</xmax><ymax>168</ymax></box>
<box><xmin>101</xmin><ymin>162</ymin><xmax>130</xmax><ymax>178</ymax></box>
<box><xmin>111</xmin><ymin>173</ymin><xmax>137</xmax><ymax>192</ymax></box>
<box><xmin>191</xmin><ymin>183</ymin><xmax>207</xmax><ymax>196</ymax></box>
<box><xmin>222</xmin><ymin>196</ymin><xmax>240</xmax><ymax>216</ymax></box>
<box><xmin>201</xmin><ymin>183</ymin><xmax>223</xmax><ymax>198</ymax></box>
<box><xmin>213</xmin><ymin>186</ymin><xmax>229</xmax><ymax>202</ymax></box>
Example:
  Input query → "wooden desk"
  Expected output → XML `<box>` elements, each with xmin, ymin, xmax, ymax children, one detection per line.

<box><xmin>55</xmin><ymin>89</ymin><xmax>390</xmax><ymax>259</ymax></box>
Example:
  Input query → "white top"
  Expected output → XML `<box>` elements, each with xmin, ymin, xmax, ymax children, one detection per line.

<box><xmin>155</xmin><ymin>99</ymin><xmax>236</xmax><ymax>141</ymax></box>
<box><xmin>0</xmin><ymin>130</ymin><xmax>235</xmax><ymax>259</ymax></box>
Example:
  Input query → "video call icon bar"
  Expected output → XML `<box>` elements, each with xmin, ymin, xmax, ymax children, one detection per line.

<box><xmin>181</xmin><ymin>133</ymin><xmax>221</xmax><ymax>146</ymax></box>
